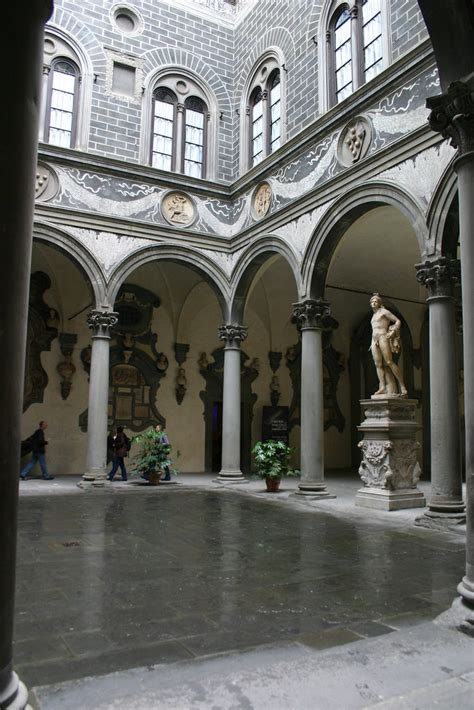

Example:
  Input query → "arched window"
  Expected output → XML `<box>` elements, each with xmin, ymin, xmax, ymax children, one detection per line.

<box><xmin>146</xmin><ymin>75</ymin><xmax>212</xmax><ymax>179</ymax></box>
<box><xmin>245</xmin><ymin>62</ymin><xmax>283</xmax><ymax>170</ymax></box>
<box><xmin>183</xmin><ymin>97</ymin><xmax>207</xmax><ymax>178</ymax></box>
<box><xmin>327</xmin><ymin>0</ymin><xmax>386</xmax><ymax>107</ymax></box>
<box><xmin>333</xmin><ymin>8</ymin><xmax>353</xmax><ymax>103</ymax></box>
<box><xmin>268</xmin><ymin>70</ymin><xmax>281</xmax><ymax>153</ymax></box>
<box><xmin>44</xmin><ymin>58</ymin><xmax>80</xmax><ymax>148</ymax></box>
<box><xmin>250</xmin><ymin>88</ymin><xmax>264</xmax><ymax>167</ymax></box>
<box><xmin>152</xmin><ymin>88</ymin><xmax>177</xmax><ymax>171</ymax></box>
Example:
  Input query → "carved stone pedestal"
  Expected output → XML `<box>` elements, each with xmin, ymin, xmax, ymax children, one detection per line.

<box><xmin>356</xmin><ymin>398</ymin><xmax>425</xmax><ymax>511</ymax></box>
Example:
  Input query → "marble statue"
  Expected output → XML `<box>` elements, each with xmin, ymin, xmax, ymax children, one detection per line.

<box><xmin>369</xmin><ymin>293</ymin><xmax>407</xmax><ymax>398</ymax></box>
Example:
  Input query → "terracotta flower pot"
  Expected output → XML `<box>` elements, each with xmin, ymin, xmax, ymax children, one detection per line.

<box><xmin>265</xmin><ymin>477</ymin><xmax>281</xmax><ymax>492</ymax></box>
<box><xmin>148</xmin><ymin>471</ymin><xmax>162</xmax><ymax>486</ymax></box>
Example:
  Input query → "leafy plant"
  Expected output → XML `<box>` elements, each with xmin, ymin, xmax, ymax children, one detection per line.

<box><xmin>252</xmin><ymin>440</ymin><xmax>299</xmax><ymax>480</ymax></box>
<box><xmin>131</xmin><ymin>428</ymin><xmax>177</xmax><ymax>479</ymax></box>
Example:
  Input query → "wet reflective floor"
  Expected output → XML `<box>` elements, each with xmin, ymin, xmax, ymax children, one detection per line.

<box><xmin>14</xmin><ymin>489</ymin><xmax>464</xmax><ymax>688</ymax></box>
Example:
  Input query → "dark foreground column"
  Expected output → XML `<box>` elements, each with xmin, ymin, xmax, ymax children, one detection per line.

<box><xmin>80</xmin><ymin>310</ymin><xmax>118</xmax><ymax>488</ymax></box>
<box><xmin>415</xmin><ymin>258</ymin><xmax>465</xmax><ymax>526</ymax></box>
<box><xmin>0</xmin><ymin>2</ymin><xmax>53</xmax><ymax>707</ymax></box>
<box><xmin>293</xmin><ymin>299</ymin><xmax>335</xmax><ymax>498</ymax></box>
<box><xmin>217</xmin><ymin>324</ymin><xmax>248</xmax><ymax>482</ymax></box>
<box><xmin>427</xmin><ymin>79</ymin><xmax>474</xmax><ymax>632</ymax></box>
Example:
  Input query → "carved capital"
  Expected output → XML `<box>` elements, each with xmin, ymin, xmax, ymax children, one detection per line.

<box><xmin>87</xmin><ymin>310</ymin><xmax>118</xmax><ymax>339</ymax></box>
<box><xmin>415</xmin><ymin>257</ymin><xmax>460</xmax><ymax>299</ymax></box>
<box><xmin>427</xmin><ymin>76</ymin><xmax>474</xmax><ymax>153</ymax></box>
<box><xmin>177</xmin><ymin>102</ymin><xmax>185</xmax><ymax>114</ymax></box>
<box><xmin>292</xmin><ymin>299</ymin><xmax>330</xmax><ymax>330</ymax></box>
<box><xmin>42</xmin><ymin>64</ymin><xmax>51</xmax><ymax>76</ymax></box>
<box><xmin>218</xmin><ymin>324</ymin><xmax>248</xmax><ymax>347</ymax></box>
<box><xmin>349</xmin><ymin>4</ymin><xmax>358</xmax><ymax>19</ymax></box>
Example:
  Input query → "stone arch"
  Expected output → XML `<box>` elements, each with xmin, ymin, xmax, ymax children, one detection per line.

<box><xmin>426</xmin><ymin>161</ymin><xmax>458</xmax><ymax>258</ymax></box>
<box><xmin>229</xmin><ymin>237</ymin><xmax>301</xmax><ymax>323</ymax></box>
<box><xmin>33</xmin><ymin>222</ymin><xmax>107</xmax><ymax>307</ymax></box>
<box><xmin>301</xmin><ymin>181</ymin><xmax>428</xmax><ymax>297</ymax></box>
<box><xmin>107</xmin><ymin>244</ymin><xmax>229</xmax><ymax>319</ymax></box>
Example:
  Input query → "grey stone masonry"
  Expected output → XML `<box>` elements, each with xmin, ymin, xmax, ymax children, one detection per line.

<box><xmin>48</xmin><ymin>0</ymin><xmax>431</xmax><ymax>183</ymax></box>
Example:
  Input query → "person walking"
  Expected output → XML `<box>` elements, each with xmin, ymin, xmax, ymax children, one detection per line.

<box><xmin>20</xmin><ymin>420</ymin><xmax>54</xmax><ymax>480</ymax></box>
<box><xmin>107</xmin><ymin>426</ymin><xmax>130</xmax><ymax>481</ymax></box>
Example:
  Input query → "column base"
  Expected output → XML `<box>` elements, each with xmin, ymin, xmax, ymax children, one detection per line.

<box><xmin>0</xmin><ymin>672</ymin><xmax>29</xmax><ymax>710</ymax></box>
<box><xmin>295</xmin><ymin>484</ymin><xmax>336</xmax><ymax>499</ymax></box>
<box><xmin>435</xmin><ymin>595</ymin><xmax>474</xmax><ymax>638</ymax></box>
<box><xmin>356</xmin><ymin>486</ymin><xmax>425</xmax><ymax>510</ymax></box>
<box><xmin>414</xmin><ymin>509</ymin><xmax>466</xmax><ymax>529</ymax></box>
<box><xmin>214</xmin><ymin>470</ymin><xmax>247</xmax><ymax>484</ymax></box>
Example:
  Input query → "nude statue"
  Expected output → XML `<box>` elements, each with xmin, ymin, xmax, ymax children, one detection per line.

<box><xmin>370</xmin><ymin>294</ymin><xmax>407</xmax><ymax>398</ymax></box>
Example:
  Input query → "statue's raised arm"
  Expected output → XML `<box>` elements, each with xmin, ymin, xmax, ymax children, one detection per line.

<box><xmin>369</xmin><ymin>294</ymin><xmax>407</xmax><ymax>398</ymax></box>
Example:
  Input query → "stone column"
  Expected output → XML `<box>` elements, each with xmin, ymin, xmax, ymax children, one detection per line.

<box><xmin>415</xmin><ymin>257</ymin><xmax>465</xmax><ymax>526</ymax></box>
<box><xmin>427</xmin><ymin>79</ymin><xmax>474</xmax><ymax>630</ymax></box>
<box><xmin>293</xmin><ymin>299</ymin><xmax>334</xmax><ymax>498</ymax></box>
<box><xmin>80</xmin><ymin>310</ymin><xmax>118</xmax><ymax>487</ymax></box>
<box><xmin>217</xmin><ymin>324</ymin><xmax>248</xmax><ymax>482</ymax></box>
<box><xmin>0</xmin><ymin>3</ymin><xmax>52</xmax><ymax>708</ymax></box>
<box><xmin>38</xmin><ymin>64</ymin><xmax>50</xmax><ymax>142</ymax></box>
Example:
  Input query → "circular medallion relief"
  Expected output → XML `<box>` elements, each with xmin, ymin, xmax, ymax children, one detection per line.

<box><xmin>44</xmin><ymin>38</ymin><xmax>56</xmax><ymax>55</ymax></box>
<box><xmin>337</xmin><ymin>115</ymin><xmax>373</xmax><ymax>168</ymax></box>
<box><xmin>161</xmin><ymin>191</ymin><xmax>196</xmax><ymax>227</ymax></box>
<box><xmin>175</xmin><ymin>80</ymin><xmax>188</xmax><ymax>95</ymax></box>
<box><xmin>252</xmin><ymin>182</ymin><xmax>272</xmax><ymax>220</ymax></box>
<box><xmin>35</xmin><ymin>163</ymin><xmax>59</xmax><ymax>202</ymax></box>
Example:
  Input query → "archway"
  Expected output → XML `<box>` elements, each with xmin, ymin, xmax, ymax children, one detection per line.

<box><xmin>310</xmin><ymin>204</ymin><xmax>425</xmax><ymax>472</ymax></box>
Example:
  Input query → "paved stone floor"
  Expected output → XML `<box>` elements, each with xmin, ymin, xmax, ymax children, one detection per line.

<box><xmin>14</xmin><ymin>475</ymin><xmax>466</xmax><ymax>699</ymax></box>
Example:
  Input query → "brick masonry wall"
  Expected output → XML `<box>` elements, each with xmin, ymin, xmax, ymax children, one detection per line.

<box><xmin>50</xmin><ymin>0</ymin><xmax>429</xmax><ymax>182</ymax></box>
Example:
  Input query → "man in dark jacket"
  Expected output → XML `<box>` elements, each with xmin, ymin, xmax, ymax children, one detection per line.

<box><xmin>20</xmin><ymin>421</ymin><xmax>54</xmax><ymax>480</ymax></box>
<box><xmin>107</xmin><ymin>426</ymin><xmax>129</xmax><ymax>482</ymax></box>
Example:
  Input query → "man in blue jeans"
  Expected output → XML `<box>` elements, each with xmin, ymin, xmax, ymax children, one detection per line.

<box><xmin>20</xmin><ymin>420</ymin><xmax>54</xmax><ymax>480</ymax></box>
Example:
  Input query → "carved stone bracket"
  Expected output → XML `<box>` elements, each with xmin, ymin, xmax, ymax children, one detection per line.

<box><xmin>292</xmin><ymin>299</ymin><xmax>330</xmax><ymax>330</ymax></box>
<box><xmin>174</xmin><ymin>342</ymin><xmax>190</xmax><ymax>366</ymax></box>
<box><xmin>268</xmin><ymin>351</ymin><xmax>282</xmax><ymax>373</ymax></box>
<box><xmin>218</xmin><ymin>324</ymin><xmax>248</xmax><ymax>348</ymax></box>
<box><xmin>415</xmin><ymin>257</ymin><xmax>460</xmax><ymax>299</ymax></box>
<box><xmin>57</xmin><ymin>333</ymin><xmax>77</xmax><ymax>400</ymax></box>
<box><xmin>427</xmin><ymin>76</ymin><xmax>474</xmax><ymax>153</ymax></box>
<box><xmin>87</xmin><ymin>310</ymin><xmax>118</xmax><ymax>339</ymax></box>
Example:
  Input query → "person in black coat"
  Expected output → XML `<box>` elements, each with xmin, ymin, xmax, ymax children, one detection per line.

<box><xmin>20</xmin><ymin>421</ymin><xmax>54</xmax><ymax>480</ymax></box>
<box><xmin>107</xmin><ymin>427</ymin><xmax>130</xmax><ymax>482</ymax></box>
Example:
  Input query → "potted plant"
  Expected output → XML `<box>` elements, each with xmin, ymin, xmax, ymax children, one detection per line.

<box><xmin>131</xmin><ymin>428</ymin><xmax>176</xmax><ymax>486</ymax></box>
<box><xmin>252</xmin><ymin>439</ymin><xmax>299</xmax><ymax>492</ymax></box>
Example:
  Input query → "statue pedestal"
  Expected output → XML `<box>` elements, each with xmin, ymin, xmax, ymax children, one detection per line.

<box><xmin>356</xmin><ymin>398</ymin><xmax>426</xmax><ymax>511</ymax></box>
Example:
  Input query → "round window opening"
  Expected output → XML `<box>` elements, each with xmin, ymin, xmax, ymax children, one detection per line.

<box><xmin>114</xmin><ymin>9</ymin><xmax>137</xmax><ymax>34</ymax></box>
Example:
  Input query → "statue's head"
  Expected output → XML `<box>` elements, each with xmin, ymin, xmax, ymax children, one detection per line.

<box><xmin>370</xmin><ymin>293</ymin><xmax>382</xmax><ymax>310</ymax></box>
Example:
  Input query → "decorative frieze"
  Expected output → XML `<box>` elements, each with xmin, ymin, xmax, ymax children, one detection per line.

<box><xmin>292</xmin><ymin>299</ymin><xmax>330</xmax><ymax>329</ymax></box>
<box><xmin>415</xmin><ymin>257</ymin><xmax>460</xmax><ymax>299</ymax></box>
<box><xmin>87</xmin><ymin>310</ymin><xmax>118</xmax><ymax>338</ymax></box>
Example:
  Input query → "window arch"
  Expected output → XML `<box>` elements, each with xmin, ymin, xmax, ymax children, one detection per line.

<box><xmin>244</xmin><ymin>56</ymin><xmax>285</xmax><ymax>170</ymax></box>
<box><xmin>41</xmin><ymin>29</ymin><xmax>92</xmax><ymax>151</ymax></box>
<box><xmin>44</xmin><ymin>58</ymin><xmax>80</xmax><ymax>148</ymax></box>
<box><xmin>324</xmin><ymin>0</ymin><xmax>388</xmax><ymax>108</ymax></box>
<box><xmin>152</xmin><ymin>88</ymin><xmax>177</xmax><ymax>171</ymax></box>
<box><xmin>143</xmin><ymin>72</ymin><xmax>214</xmax><ymax>180</ymax></box>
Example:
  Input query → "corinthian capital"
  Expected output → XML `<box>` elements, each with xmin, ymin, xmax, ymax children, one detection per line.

<box><xmin>87</xmin><ymin>310</ymin><xmax>118</xmax><ymax>338</ymax></box>
<box><xmin>218</xmin><ymin>324</ymin><xmax>248</xmax><ymax>347</ymax></box>
<box><xmin>427</xmin><ymin>76</ymin><xmax>474</xmax><ymax>153</ymax></box>
<box><xmin>292</xmin><ymin>299</ymin><xmax>330</xmax><ymax>329</ymax></box>
<box><xmin>415</xmin><ymin>257</ymin><xmax>460</xmax><ymax>299</ymax></box>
